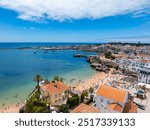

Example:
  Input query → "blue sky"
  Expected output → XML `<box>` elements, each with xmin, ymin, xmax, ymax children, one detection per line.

<box><xmin>0</xmin><ymin>0</ymin><xmax>150</xmax><ymax>43</ymax></box>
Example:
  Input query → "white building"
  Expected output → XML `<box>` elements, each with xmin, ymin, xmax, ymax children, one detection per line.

<box><xmin>134</xmin><ymin>54</ymin><xmax>150</xmax><ymax>61</ymax></box>
<box><xmin>94</xmin><ymin>84</ymin><xmax>128</xmax><ymax>113</ymax></box>
<box><xmin>127</xmin><ymin>60</ymin><xmax>150</xmax><ymax>72</ymax></box>
<box><xmin>117</xmin><ymin>55</ymin><xmax>150</xmax><ymax>84</ymax></box>
<box><xmin>138</xmin><ymin>66</ymin><xmax>150</xmax><ymax>84</ymax></box>
<box><xmin>117</xmin><ymin>52</ymin><xmax>150</xmax><ymax>72</ymax></box>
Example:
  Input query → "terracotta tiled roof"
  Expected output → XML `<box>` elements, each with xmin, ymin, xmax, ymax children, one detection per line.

<box><xmin>123</xmin><ymin>101</ymin><xmax>137</xmax><ymax>113</ymax></box>
<box><xmin>96</xmin><ymin>84</ymin><xmax>127</xmax><ymax>103</ymax></box>
<box><xmin>107</xmin><ymin>103</ymin><xmax>122</xmax><ymax>112</ymax></box>
<box><xmin>41</xmin><ymin>81</ymin><xmax>69</xmax><ymax>95</ymax></box>
<box><xmin>71</xmin><ymin>103</ymin><xmax>100</xmax><ymax>113</ymax></box>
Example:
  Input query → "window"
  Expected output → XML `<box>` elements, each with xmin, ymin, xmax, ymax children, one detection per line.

<box><xmin>55</xmin><ymin>100</ymin><xmax>57</xmax><ymax>103</ymax></box>
<box><xmin>55</xmin><ymin>94</ymin><xmax>57</xmax><ymax>98</ymax></box>
<box><xmin>101</xmin><ymin>98</ymin><xmax>103</xmax><ymax>102</ymax></box>
<box><xmin>107</xmin><ymin>100</ymin><xmax>110</xmax><ymax>104</ymax></box>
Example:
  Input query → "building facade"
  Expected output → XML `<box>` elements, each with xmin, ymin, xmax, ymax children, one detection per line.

<box><xmin>40</xmin><ymin>81</ymin><xmax>69</xmax><ymax>105</ymax></box>
<box><xmin>94</xmin><ymin>84</ymin><xmax>128</xmax><ymax>113</ymax></box>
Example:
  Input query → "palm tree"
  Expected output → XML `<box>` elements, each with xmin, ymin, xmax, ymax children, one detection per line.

<box><xmin>34</xmin><ymin>74</ymin><xmax>43</xmax><ymax>91</ymax></box>
<box><xmin>52</xmin><ymin>75</ymin><xmax>64</xmax><ymax>83</ymax></box>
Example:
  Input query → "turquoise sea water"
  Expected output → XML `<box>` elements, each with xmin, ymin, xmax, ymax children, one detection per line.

<box><xmin>0</xmin><ymin>43</ymin><xmax>97</xmax><ymax>108</ymax></box>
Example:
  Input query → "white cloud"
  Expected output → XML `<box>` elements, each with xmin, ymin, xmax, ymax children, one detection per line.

<box><xmin>0</xmin><ymin>0</ymin><xmax>150</xmax><ymax>22</ymax></box>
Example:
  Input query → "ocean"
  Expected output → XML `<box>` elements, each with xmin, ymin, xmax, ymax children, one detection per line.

<box><xmin>0</xmin><ymin>43</ymin><xmax>97</xmax><ymax>108</ymax></box>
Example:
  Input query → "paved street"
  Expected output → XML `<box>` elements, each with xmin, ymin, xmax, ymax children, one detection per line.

<box><xmin>137</xmin><ymin>92</ymin><xmax>150</xmax><ymax>113</ymax></box>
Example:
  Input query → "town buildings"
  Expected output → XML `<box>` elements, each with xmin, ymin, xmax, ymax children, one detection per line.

<box><xmin>138</xmin><ymin>65</ymin><xmax>150</xmax><ymax>84</ymax></box>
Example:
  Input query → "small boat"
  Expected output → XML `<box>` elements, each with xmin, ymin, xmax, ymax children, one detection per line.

<box><xmin>73</xmin><ymin>54</ymin><xmax>86</xmax><ymax>57</ymax></box>
<box><xmin>73</xmin><ymin>54</ymin><xmax>82</xmax><ymax>57</ymax></box>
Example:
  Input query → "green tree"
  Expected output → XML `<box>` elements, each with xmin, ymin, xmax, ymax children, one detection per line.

<box><xmin>52</xmin><ymin>75</ymin><xmax>64</xmax><ymax>82</ymax></box>
<box><xmin>115</xmin><ymin>66</ymin><xmax>119</xmax><ymax>70</ymax></box>
<box><xmin>80</xmin><ymin>93</ymin><xmax>85</xmax><ymax>102</ymax></box>
<box><xmin>67</xmin><ymin>95</ymin><xmax>79</xmax><ymax>108</ymax></box>
<box><xmin>80</xmin><ymin>90</ymin><xmax>88</xmax><ymax>102</ymax></box>
<box><xmin>59</xmin><ymin>104</ymin><xmax>69</xmax><ymax>113</ymax></box>
<box><xmin>85</xmin><ymin>96</ymin><xmax>93</xmax><ymax>105</ymax></box>
<box><xmin>89</xmin><ymin>87</ymin><xmax>94</xmax><ymax>94</ymax></box>
<box><xmin>104</xmin><ymin>52</ymin><xmax>115</xmax><ymax>60</ymax></box>
<box><xmin>25</xmin><ymin>102</ymin><xmax>48</xmax><ymax>113</ymax></box>
<box><xmin>25</xmin><ymin>99</ymin><xmax>49</xmax><ymax>113</ymax></box>
<box><xmin>34</xmin><ymin>75</ymin><xmax>43</xmax><ymax>91</ymax></box>
<box><xmin>104</xmin><ymin>52</ymin><xmax>112</xmax><ymax>59</ymax></box>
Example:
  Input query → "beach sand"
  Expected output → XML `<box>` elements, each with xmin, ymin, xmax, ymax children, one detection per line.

<box><xmin>74</xmin><ymin>71</ymin><xmax>111</xmax><ymax>92</ymax></box>
<box><xmin>0</xmin><ymin>103</ymin><xmax>24</xmax><ymax>113</ymax></box>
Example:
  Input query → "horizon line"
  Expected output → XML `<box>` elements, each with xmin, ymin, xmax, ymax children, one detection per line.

<box><xmin>0</xmin><ymin>41</ymin><xmax>150</xmax><ymax>44</ymax></box>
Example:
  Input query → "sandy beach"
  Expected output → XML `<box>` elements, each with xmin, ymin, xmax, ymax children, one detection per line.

<box><xmin>0</xmin><ymin>102</ymin><xmax>24</xmax><ymax>113</ymax></box>
<box><xmin>74</xmin><ymin>71</ymin><xmax>111</xmax><ymax>92</ymax></box>
<box><xmin>74</xmin><ymin>68</ymin><xmax>137</xmax><ymax>93</ymax></box>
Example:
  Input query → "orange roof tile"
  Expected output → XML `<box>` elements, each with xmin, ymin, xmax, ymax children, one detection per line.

<box><xmin>123</xmin><ymin>101</ymin><xmax>137</xmax><ymax>113</ymax></box>
<box><xmin>71</xmin><ymin>103</ymin><xmax>100</xmax><ymax>113</ymax></box>
<box><xmin>41</xmin><ymin>81</ymin><xmax>69</xmax><ymax>95</ymax></box>
<box><xmin>107</xmin><ymin>103</ymin><xmax>122</xmax><ymax>112</ymax></box>
<box><xmin>96</xmin><ymin>84</ymin><xmax>127</xmax><ymax>103</ymax></box>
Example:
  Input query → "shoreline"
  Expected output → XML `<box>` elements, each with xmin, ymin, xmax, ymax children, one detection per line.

<box><xmin>0</xmin><ymin>102</ymin><xmax>25</xmax><ymax>113</ymax></box>
<box><xmin>75</xmin><ymin>71</ymin><xmax>110</xmax><ymax>92</ymax></box>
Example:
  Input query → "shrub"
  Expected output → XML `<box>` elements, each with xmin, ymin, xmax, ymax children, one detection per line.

<box><xmin>104</xmin><ymin>52</ymin><xmax>115</xmax><ymax>60</ymax></box>
<box><xmin>25</xmin><ymin>100</ymin><xmax>49</xmax><ymax>113</ymax></box>
<box><xmin>59</xmin><ymin>104</ymin><xmax>69</xmax><ymax>113</ymax></box>
<box><xmin>115</xmin><ymin>66</ymin><xmax>119</xmax><ymax>70</ymax></box>
<box><xmin>85</xmin><ymin>97</ymin><xmax>93</xmax><ymax>105</ymax></box>
<box><xmin>89</xmin><ymin>87</ymin><xmax>94</xmax><ymax>94</ymax></box>
<box><xmin>67</xmin><ymin>95</ymin><xmax>79</xmax><ymax>108</ymax></box>
<box><xmin>80</xmin><ymin>90</ymin><xmax>88</xmax><ymax>102</ymax></box>
<box><xmin>24</xmin><ymin>90</ymin><xmax>49</xmax><ymax>113</ymax></box>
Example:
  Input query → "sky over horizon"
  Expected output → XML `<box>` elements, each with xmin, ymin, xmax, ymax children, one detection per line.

<box><xmin>0</xmin><ymin>0</ymin><xmax>150</xmax><ymax>43</ymax></box>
